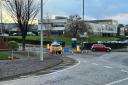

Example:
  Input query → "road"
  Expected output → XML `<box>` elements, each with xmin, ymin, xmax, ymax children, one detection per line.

<box><xmin>1</xmin><ymin>52</ymin><xmax>128</xmax><ymax>85</ymax></box>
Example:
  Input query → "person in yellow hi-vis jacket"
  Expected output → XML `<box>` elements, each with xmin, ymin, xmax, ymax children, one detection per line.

<box><xmin>58</xmin><ymin>45</ymin><xmax>63</xmax><ymax>55</ymax></box>
<box><xmin>47</xmin><ymin>44</ymin><xmax>50</xmax><ymax>49</ymax></box>
<box><xmin>76</xmin><ymin>45</ymin><xmax>81</xmax><ymax>53</ymax></box>
<box><xmin>49</xmin><ymin>45</ymin><xmax>54</xmax><ymax>55</ymax></box>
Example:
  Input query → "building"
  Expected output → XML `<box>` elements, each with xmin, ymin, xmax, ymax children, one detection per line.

<box><xmin>85</xmin><ymin>19</ymin><xmax>118</xmax><ymax>25</ymax></box>
<box><xmin>120</xmin><ymin>25</ymin><xmax>128</xmax><ymax>36</ymax></box>
<box><xmin>38</xmin><ymin>18</ymin><xmax>118</xmax><ymax>37</ymax></box>
<box><xmin>120</xmin><ymin>27</ymin><xmax>125</xmax><ymax>36</ymax></box>
<box><xmin>38</xmin><ymin>16</ymin><xmax>67</xmax><ymax>36</ymax></box>
<box><xmin>85</xmin><ymin>19</ymin><xmax>118</xmax><ymax>37</ymax></box>
<box><xmin>0</xmin><ymin>23</ymin><xmax>38</xmax><ymax>35</ymax></box>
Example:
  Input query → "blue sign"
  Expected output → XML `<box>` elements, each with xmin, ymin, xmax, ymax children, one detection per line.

<box><xmin>63</xmin><ymin>48</ymin><xmax>70</xmax><ymax>53</ymax></box>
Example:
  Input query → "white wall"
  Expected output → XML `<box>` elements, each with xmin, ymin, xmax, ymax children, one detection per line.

<box><xmin>88</xmin><ymin>23</ymin><xmax>117</xmax><ymax>34</ymax></box>
<box><xmin>38</xmin><ymin>19</ymin><xmax>67</xmax><ymax>31</ymax></box>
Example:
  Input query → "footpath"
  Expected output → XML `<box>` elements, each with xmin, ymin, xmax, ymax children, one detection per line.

<box><xmin>0</xmin><ymin>53</ymin><xmax>76</xmax><ymax>81</ymax></box>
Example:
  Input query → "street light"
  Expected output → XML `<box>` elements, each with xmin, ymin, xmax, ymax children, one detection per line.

<box><xmin>0</xmin><ymin>0</ymin><xmax>3</xmax><ymax>34</ymax></box>
<box><xmin>40</xmin><ymin>0</ymin><xmax>44</xmax><ymax>61</ymax></box>
<box><xmin>83</xmin><ymin>0</ymin><xmax>84</xmax><ymax>20</ymax></box>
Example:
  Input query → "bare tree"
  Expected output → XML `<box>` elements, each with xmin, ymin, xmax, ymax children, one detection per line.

<box><xmin>5</xmin><ymin>0</ymin><xmax>39</xmax><ymax>50</ymax></box>
<box><xmin>65</xmin><ymin>15</ymin><xmax>90</xmax><ymax>38</ymax></box>
<box><xmin>117</xmin><ymin>24</ymin><xmax>124</xmax><ymax>36</ymax></box>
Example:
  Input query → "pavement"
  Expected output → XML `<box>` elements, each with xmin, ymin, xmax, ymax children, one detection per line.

<box><xmin>112</xmin><ymin>48</ymin><xmax>128</xmax><ymax>52</ymax></box>
<box><xmin>0</xmin><ymin>52</ymin><xmax>76</xmax><ymax>81</ymax></box>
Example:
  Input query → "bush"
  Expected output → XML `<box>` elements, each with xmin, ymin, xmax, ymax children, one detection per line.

<box><xmin>8</xmin><ymin>41</ymin><xmax>19</xmax><ymax>50</ymax></box>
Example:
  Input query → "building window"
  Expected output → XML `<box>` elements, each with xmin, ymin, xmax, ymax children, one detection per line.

<box><xmin>52</xmin><ymin>22</ymin><xmax>65</xmax><ymax>27</ymax></box>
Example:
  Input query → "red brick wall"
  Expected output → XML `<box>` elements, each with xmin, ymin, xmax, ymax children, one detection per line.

<box><xmin>0</xmin><ymin>37</ymin><xmax>8</xmax><ymax>50</ymax></box>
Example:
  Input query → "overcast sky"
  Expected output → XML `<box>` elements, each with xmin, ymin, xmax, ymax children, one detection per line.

<box><xmin>41</xmin><ymin>0</ymin><xmax>128</xmax><ymax>24</ymax></box>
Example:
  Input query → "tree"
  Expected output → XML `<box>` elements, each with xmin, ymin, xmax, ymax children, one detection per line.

<box><xmin>5</xmin><ymin>0</ymin><xmax>39</xmax><ymax>50</ymax></box>
<box><xmin>117</xmin><ymin>24</ymin><xmax>124</xmax><ymax>36</ymax></box>
<box><xmin>65</xmin><ymin>15</ymin><xmax>90</xmax><ymax>38</ymax></box>
<box><xmin>124</xmin><ymin>24</ymin><xmax>128</xmax><ymax>36</ymax></box>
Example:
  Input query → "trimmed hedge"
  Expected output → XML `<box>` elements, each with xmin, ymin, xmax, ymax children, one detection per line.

<box><xmin>7</xmin><ymin>37</ymin><xmax>65</xmax><ymax>47</ymax></box>
<box><xmin>8</xmin><ymin>41</ymin><xmax>19</xmax><ymax>50</ymax></box>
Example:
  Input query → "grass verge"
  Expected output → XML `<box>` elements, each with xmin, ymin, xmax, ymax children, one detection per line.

<box><xmin>0</xmin><ymin>52</ymin><xmax>9</xmax><ymax>60</ymax></box>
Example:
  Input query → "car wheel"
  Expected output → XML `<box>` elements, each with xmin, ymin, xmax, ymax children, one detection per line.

<box><xmin>92</xmin><ymin>49</ymin><xmax>96</xmax><ymax>52</ymax></box>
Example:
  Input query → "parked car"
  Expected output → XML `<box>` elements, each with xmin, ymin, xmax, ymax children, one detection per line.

<box><xmin>0</xmin><ymin>33</ymin><xmax>9</xmax><ymax>36</ymax></box>
<box><xmin>27</xmin><ymin>32</ymin><xmax>36</xmax><ymax>36</ymax></box>
<box><xmin>12</xmin><ymin>33</ymin><xmax>21</xmax><ymax>36</ymax></box>
<box><xmin>91</xmin><ymin>44</ymin><xmax>111</xmax><ymax>52</ymax></box>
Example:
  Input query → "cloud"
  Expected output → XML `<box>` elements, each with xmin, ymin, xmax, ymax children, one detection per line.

<box><xmin>105</xmin><ymin>13</ymin><xmax>128</xmax><ymax>24</ymax></box>
<box><xmin>43</xmin><ymin>0</ymin><xmax>82</xmax><ymax>16</ymax></box>
<box><xmin>37</xmin><ymin>0</ymin><xmax>128</xmax><ymax>25</ymax></box>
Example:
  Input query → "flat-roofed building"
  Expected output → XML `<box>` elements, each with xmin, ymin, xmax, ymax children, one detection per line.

<box><xmin>85</xmin><ymin>19</ymin><xmax>118</xmax><ymax>37</ymax></box>
<box><xmin>38</xmin><ymin>17</ymin><xmax>118</xmax><ymax>37</ymax></box>
<box><xmin>38</xmin><ymin>17</ymin><xmax>67</xmax><ymax>36</ymax></box>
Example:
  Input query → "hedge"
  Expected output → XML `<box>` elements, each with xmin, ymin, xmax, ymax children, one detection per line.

<box><xmin>7</xmin><ymin>37</ymin><xmax>65</xmax><ymax>47</ymax></box>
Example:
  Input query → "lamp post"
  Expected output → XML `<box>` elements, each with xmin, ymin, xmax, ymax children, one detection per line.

<box><xmin>83</xmin><ymin>0</ymin><xmax>85</xmax><ymax>20</ymax></box>
<box><xmin>0</xmin><ymin>0</ymin><xmax>3</xmax><ymax>34</ymax></box>
<box><xmin>40</xmin><ymin>0</ymin><xmax>44</xmax><ymax>61</ymax></box>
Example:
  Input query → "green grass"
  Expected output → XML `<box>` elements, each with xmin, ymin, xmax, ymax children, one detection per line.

<box><xmin>84</xmin><ymin>37</ymin><xmax>119</xmax><ymax>42</ymax></box>
<box><xmin>9</xmin><ymin>36</ymin><xmax>40</xmax><ymax>41</ymax></box>
<box><xmin>0</xmin><ymin>52</ymin><xmax>9</xmax><ymax>60</ymax></box>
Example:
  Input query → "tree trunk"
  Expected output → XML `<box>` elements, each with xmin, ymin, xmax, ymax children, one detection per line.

<box><xmin>22</xmin><ymin>35</ymin><xmax>26</xmax><ymax>51</ymax></box>
<box><xmin>73</xmin><ymin>28</ymin><xmax>78</xmax><ymax>38</ymax></box>
<box><xmin>73</xmin><ymin>32</ymin><xmax>76</xmax><ymax>38</ymax></box>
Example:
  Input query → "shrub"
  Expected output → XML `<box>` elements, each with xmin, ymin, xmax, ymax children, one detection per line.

<box><xmin>8</xmin><ymin>41</ymin><xmax>19</xmax><ymax>50</ymax></box>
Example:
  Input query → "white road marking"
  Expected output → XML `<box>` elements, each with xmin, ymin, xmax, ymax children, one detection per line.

<box><xmin>103</xmin><ymin>66</ymin><xmax>113</xmax><ymax>69</ymax></box>
<box><xmin>120</xmin><ymin>69</ymin><xmax>128</xmax><ymax>73</ymax></box>
<box><xmin>106</xmin><ymin>77</ymin><xmax>128</xmax><ymax>85</ymax></box>
<box><xmin>92</xmin><ymin>63</ymin><xmax>99</xmax><ymax>66</ymax></box>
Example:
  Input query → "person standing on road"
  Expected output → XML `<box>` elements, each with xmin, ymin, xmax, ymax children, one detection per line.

<box><xmin>50</xmin><ymin>45</ymin><xmax>54</xmax><ymax>56</ymax></box>
<box><xmin>58</xmin><ymin>45</ymin><xmax>63</xmax><ymax>55</ymax></box>
<box><xmin>54</xmin><ymin>46</ymin><xmax>58</xmax><ymax>55</ymax></box>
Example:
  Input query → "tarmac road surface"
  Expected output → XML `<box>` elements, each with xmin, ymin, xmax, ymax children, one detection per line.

<box><xmin>1</xmin><ymin>52</ymin><xmax>128</xmax><ymax>85</ymax></box>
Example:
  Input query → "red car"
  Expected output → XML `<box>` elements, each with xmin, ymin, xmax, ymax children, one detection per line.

<box><xmin>91</xmin><ymin>44</ymin><xmax>111</xmax><ymax>52</ymax></box>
